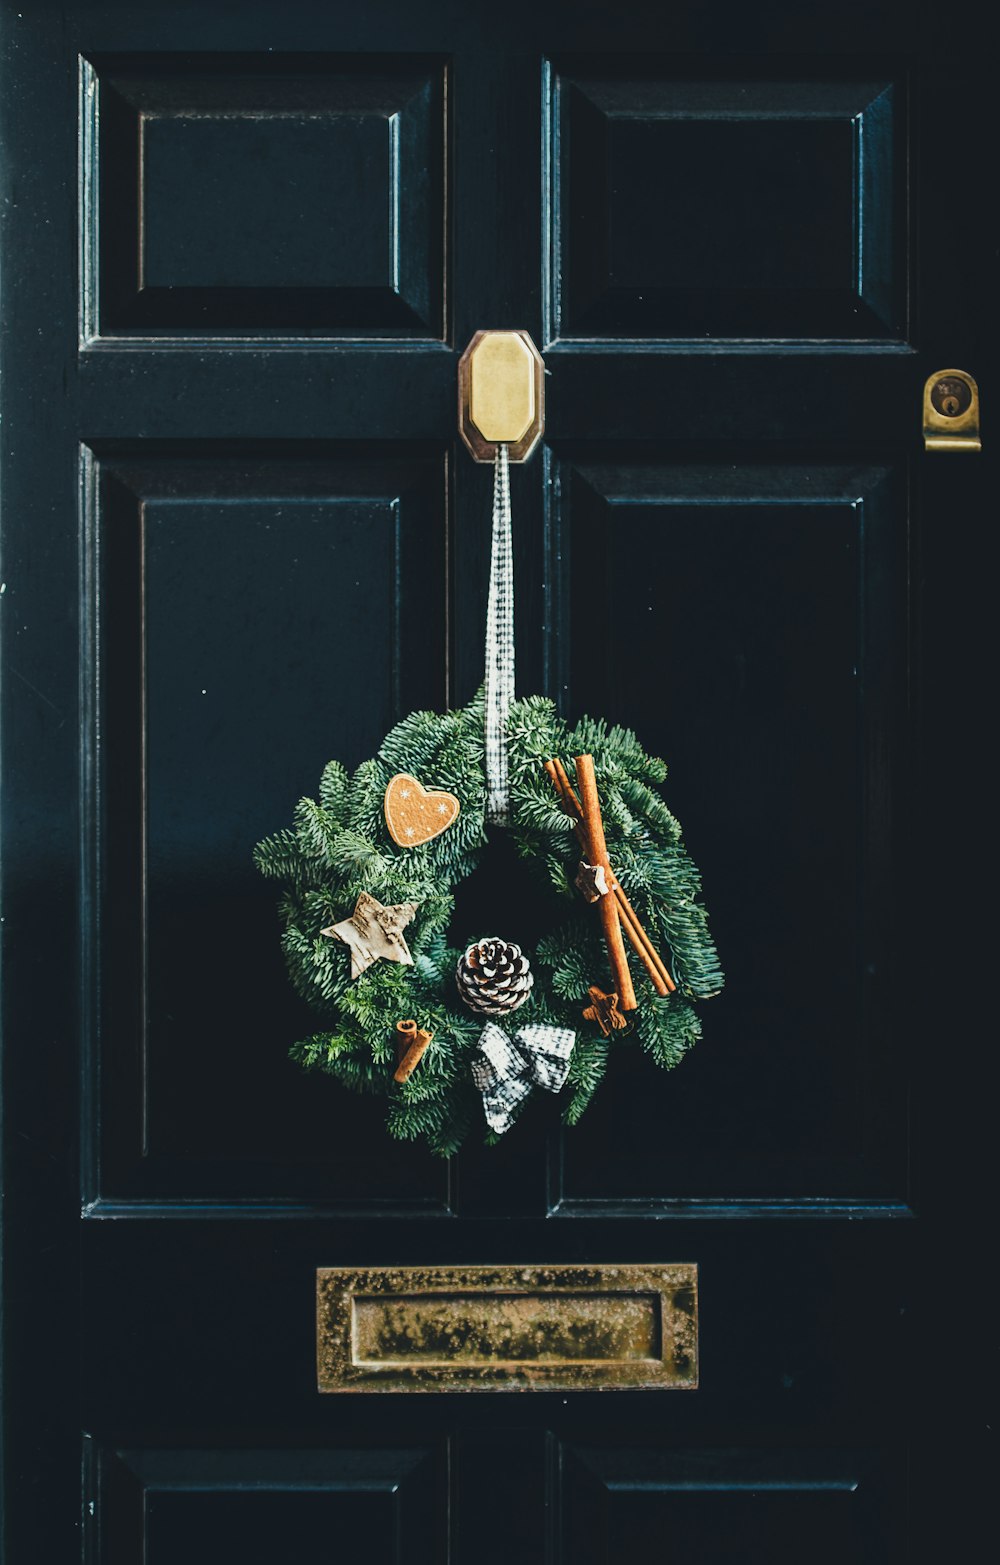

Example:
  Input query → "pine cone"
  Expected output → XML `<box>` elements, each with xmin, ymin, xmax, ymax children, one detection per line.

<box><xmin>455</xmin><ymin>937</ymin><xmax>534</xmax><ymax>1016</ymax></box>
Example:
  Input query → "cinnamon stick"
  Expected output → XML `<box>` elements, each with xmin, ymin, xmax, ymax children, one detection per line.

<box><xmin>395</xmin><ymin>1018</ymin><xmax>418</xmax><ymax>1064</ymax></box>
<box><xmin>612</xmin><ymin>887</ymin><xmax>674</xmax><ymax>995</ymax></box>
<box><xmin>394</xmin><ymin>1025</ymin><xmax>434</xmax><ymax>1084</ymax></box>
<box><xmin>546</xmin><ymin>758</ymin><xmax>676</xmax><ymax>995</ymax></box>
<box><xmin>574</xmin><ymin>753</ymin><xmax>637</xmax><ymax>1011</ymax></box>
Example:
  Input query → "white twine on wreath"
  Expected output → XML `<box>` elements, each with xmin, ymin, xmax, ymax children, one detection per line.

<box><xmin>484</xmin><ymin>442</ymin><xmax>514</xmax><ymax>824</ymax></box>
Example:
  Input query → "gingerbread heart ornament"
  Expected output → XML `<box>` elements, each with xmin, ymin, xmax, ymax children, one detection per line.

<box><xmin>384</xmin><ymin>772</ymin><xmax>460</xmax><ymax>848</ymax></box>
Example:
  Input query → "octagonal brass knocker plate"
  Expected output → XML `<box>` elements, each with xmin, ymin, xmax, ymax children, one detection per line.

<box><xmin>458</xmin><ymin>330</ymin><xmax>545</xmax><ymax>462</ymax></box>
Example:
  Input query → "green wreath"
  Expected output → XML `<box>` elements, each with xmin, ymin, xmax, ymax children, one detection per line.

<box><xmin>254</xmin><ymin>693</ymin><xmax>723</xmax><ymax>1156</ymax></box>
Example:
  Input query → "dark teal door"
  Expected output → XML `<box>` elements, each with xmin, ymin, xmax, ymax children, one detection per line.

<box><xmin>1</xmin><ymin>2</ymin><xmax>992</xmax><ymax>1561</ymax></box>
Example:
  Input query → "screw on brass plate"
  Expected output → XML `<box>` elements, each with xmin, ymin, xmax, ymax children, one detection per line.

<box><xmin>923</xmin><ymin>368</ymin><xmax>981</xmax><ymax>452</ymax></box>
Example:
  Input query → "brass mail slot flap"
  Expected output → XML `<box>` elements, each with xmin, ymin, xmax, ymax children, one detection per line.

<box><xmin>316</xmin><ymin>1264</ymin><xmax>698</xmax><ymax>1393</ymax></box>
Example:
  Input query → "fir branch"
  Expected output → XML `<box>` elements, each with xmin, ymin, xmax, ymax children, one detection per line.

<box><xmin>253</xmin><ymin>827</ymin><xmax>310</xmax><ymax>883</ymax></box>
<box><xmin>563</xmin><ymin>1034</ymin><xmax>609</xmax><ymax>1125</ymax></box>
<box><xmin>293</xmin><ymin>796</ymin><xmax>342</xmax><ymax>867</ymax></box>
<box><xmin>634</xmin><ymin>995</ymin><xmax>702</xmax><ymax>1069</ymax></box>
<box><xmin>318</xmin><ymin>759</ymin><xmax>351</xmax><ymax>823</ymax></box>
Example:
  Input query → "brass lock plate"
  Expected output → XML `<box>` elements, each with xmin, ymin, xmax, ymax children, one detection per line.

<box><xmin>923</xmin><ymin>368</ymin><xmax>981</xmax><ymax>451</ymax></box>
<box><xmin>316</xmin><ymin>1262</ymin><xmax>698</xmax><ymax>1392</ymax></box>
<box><xmin>458</xmin><ymin>330</ymin><xmax>545</xmax><ymax>462</ymax></box>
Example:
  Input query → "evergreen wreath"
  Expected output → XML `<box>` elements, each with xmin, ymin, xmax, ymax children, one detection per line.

<box><xmin>254</xmin><ymin>692</ymin><xmax>723</xmax><ymax>1156</ymax></box>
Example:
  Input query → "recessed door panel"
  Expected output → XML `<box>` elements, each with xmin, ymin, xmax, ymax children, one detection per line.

<box><xmin>88</xmin><ymin>1442</ymin><xmax>445</xmax><ymax>1565</ymax></box>
<box><xmin>87</xmin><ymin>451</ymin><xmax>449</xmax><ymax>1205</ymax></box>
<box><xmin>551</xmin><ymin>460</ymin><xmax>907</xmax><ymax>1204</ymax></box>
<box><xmin>84</xmin><ymin>55</ymin><xmax>447</xmax><ymax>337</ymax></box>
<box><xmin>549</xmin><ymin>64</ymin><xmax>904</xmax><ymax>340</ymax></box>
<box><xmin>558</xmin><ymin>1446</ymin><xmax>901</xmax><ymax>1565</ymax></box>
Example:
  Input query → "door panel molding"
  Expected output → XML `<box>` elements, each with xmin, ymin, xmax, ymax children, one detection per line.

<box><xmin>80</xmin><ymin>446</ymin><xmax>451</xmax><ymax>1210</ymax></box>
<box><xmin>545</xmin><ymin>458</ymin><xmax>911</xmax><ymax>1207</ymax></box>
<box><xmin>546</xmin><ymin>57</ymin><xmax>906</xmax><ymax>344</ymax></box>
<box><xmin>556</xmin><ymin>1442</ymin><xmax>903</xmax><ymax>1565</ymax></box>
<box><xmin>83</xmin><ymin>1436</ymin><xmax>446</xmax><ymax>1565</ymax></box>
<box><xmin>81</xmin><ymin>53</ymin><xmax>449</xmax><ymax>343</ymax></box>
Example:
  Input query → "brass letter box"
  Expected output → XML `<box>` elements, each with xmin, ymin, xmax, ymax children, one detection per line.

<box><xmin>316</xmin><ymin>1262</ymin><xmax>698</xmax><ymax>1393</ymax></box>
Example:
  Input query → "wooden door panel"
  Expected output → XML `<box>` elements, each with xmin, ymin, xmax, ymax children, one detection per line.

<box><xmin>559</xmin><ymin>1445</ymin><xmax>903</xmax><ymax>1565</ymax></box>
<box><xmin>551</xmin><ymin>459</ymin><xmax>908</xmax><ymax>1205</ymax></box>
<box><xmin>87</xmin><ymin>1441</ymin><xmax>445</xmax><ymax>1565</ymax></box>
<box><xmin>85</xmin><ymin>54</ymin><xmax>447</xmax><ymax>337</ymax></box>
<box><xmin>87</xmin><ymin>450</ymin><xmax>450</xmax><ymax>1206</ymax></box>
<box><xmin>549</xmin><ymin>61</ymin><xmax>905</xmax><ymax>341</ymax></box>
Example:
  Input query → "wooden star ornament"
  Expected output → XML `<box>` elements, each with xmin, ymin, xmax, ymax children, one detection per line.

<box><xmin>321</xmin><ymin>891</ymin><xmax>418</xmax><ymax>980</ymax></box>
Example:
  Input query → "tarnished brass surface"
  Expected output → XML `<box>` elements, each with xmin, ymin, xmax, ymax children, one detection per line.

<box><xmin>316</xmin><ymin>1263</ymin><xmax>697</xmax><ymax>1393</ymax></box>
<box><xmin>923</xmin><ymin>367</ymin><xmax>981</xmax><ymax>451</ymax></box>
<box><xmin>458</xmin><ymin>330</ymin><xmax>545</xmax><ymax>462</ymax></box>
<box><xmin>469</xmin><ymin>332</ymin><xmax>535</xmax><ymax>442</ymax></box>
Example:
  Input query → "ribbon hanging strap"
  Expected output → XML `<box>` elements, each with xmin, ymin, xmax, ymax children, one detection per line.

<box><xmin>470</xmin><ymin>1019</ymin><xmax>576</xmax><ymax>1135</ymax></box>
<box><xmin>484</xmin><ymin>442</ymin><xmax>514</xmax><ymax>824</ymax></box>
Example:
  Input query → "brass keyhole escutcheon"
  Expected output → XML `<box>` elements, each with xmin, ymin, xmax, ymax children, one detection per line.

<box><xmin>923</xmin><ymin>368</ymin><xmax>981</xmax><ymax>451</ymax></box>
<box><xmin>931</xmin><ymin>376</ymin><xmax>973</xmax><ymax>419</ymax></box>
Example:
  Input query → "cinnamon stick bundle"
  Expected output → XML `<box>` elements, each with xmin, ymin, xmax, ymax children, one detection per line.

<box><xmin>573</xmin><ymin>754</ymin><xmax>636</xmax><ymax>1010</ymax></box>
<box><xmin>544</xmin><ymin>757</ymin><xmax>676</xmax><ymax>997</ymax></box>
<box><xmin>393</xmin><ymin>1020</ymin><xmax>435</xmax><ymax>1084</ymax></box>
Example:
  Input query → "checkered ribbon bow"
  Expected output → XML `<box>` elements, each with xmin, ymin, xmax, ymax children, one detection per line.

<box><xmin>470</xmin><ymin>1020</ymin><xmax>576</xmax><ymax>1135</ymax></box>
<box><xmin>484</xmin><ymin>442</ymin><xmax>514</xmax><ymax>824</ymax></box>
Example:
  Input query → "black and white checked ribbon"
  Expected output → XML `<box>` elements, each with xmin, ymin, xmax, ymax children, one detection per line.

<box><xmin>484</xmin><ymin>442</ymin><xmax>514</xmax><ymax>824</ymax></box>
<box><xmin>470</xmin><ymin>1020</ymin><xmax>576</xmax><ymax>1135</ymax></box>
